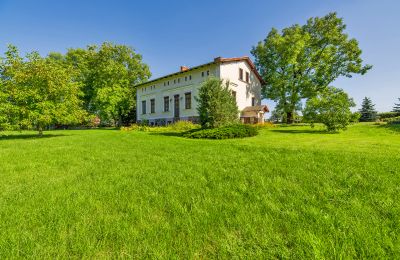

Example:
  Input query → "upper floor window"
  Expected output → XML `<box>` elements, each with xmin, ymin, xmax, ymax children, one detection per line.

<box><xmin>251</xmin><ymin>97</ymin><xmax>256</xmax><ymax>106</ymax></box>
<box><xmin>164</xmin><ymin>82</ymin><xmax>166</xmax><ymax>86</ymax></box>
<box><xmin>185</xmin><ymin>92</ymin><xmax>192</xmax><ymax>109</ymax></box>
<box><xmin>174</xmin><ymin>79</ymin><xmax>176</xmax><ymax>84</ymax></box>
<box><xmin>185</xmin><ymin>76</ymin><xmax>187</xmax><ymax>81</ymax></box>
<box><xmin>150</xmin><ymin>99</ymin><xmax>155</xmax><ymax>113</ymax></box>
<box><xmin>167</xmin><ymin>81</ymin><xmax>170</xmax><ymax>86</ymax></box>
<box><xmin>189</xmin><ymin>75</ymin><xmax>192</xmax><ymax>80</ymax></box>
<box><xmin>164</xmin><ymin>96</ymin><xmax>169</xmax><ymax>112</ymax></box>
<box><xmin>142</xmin><ymin>100</ymin><xmax>146</xmax><ymax>114</ymax></box>
<box><xmin>178</xmin><ymin>78</ymin><xmax>180</xmax><ymax>83</ymax></box>
<box><xmin>246</xmin><ymin>72</ymin><xmax>250</xmax><ymax>83</ymax></box>
<box><xmin>239</xmin><ymin>68</ymin><xmax>243</xmax><ymax>81</ymax></box>
<box><xmin>207</xmin><ymin>70</ymin><xmax>210</xmax><ymax>76</ymax></box>
<box><xmin>201</xmin><ymin>71</ymin><xmax>204</xmax><ymax>77</ymax></box>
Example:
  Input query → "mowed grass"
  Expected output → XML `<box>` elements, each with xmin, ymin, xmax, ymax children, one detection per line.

<box><xmin>0</xmin><ymin>123</ymin><xmax>399</xmax><ymax>258</ymax></box>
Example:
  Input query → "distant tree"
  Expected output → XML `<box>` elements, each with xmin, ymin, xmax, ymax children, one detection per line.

<box><xmin>392</xmin><ymin>98</ymin><xmax>400</xmax><ymax>113</ymax></box>
<box><xmin>251</xmin><ymin>12</ymin><xmax>371</xmax><ymax>124</ymax></box>
<box><xmin>303</xmin><ymin>87</ymin><xmax>356</xmax><ymax>132</ymax></box>
<box><xmin>359</xmin><ymin>97</ymin><xmax>377</xmax><ymax>122</ymax></box>
<box><xmin>64</xmin><ymin>43</ymin><xmax>151</xmax><ymax>126</ymax></box>
<box><xmin>196</xmin><ymin>77</ymin><xmax>239</xmax><ymax>128</ymax></box>
<box><xmin>0</xmin><ymin>45</ymin><xmax>86</xmax><ymax>135</ymax></box>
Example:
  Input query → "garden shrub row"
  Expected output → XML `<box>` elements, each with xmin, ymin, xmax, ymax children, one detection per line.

<box><xmin>183</xmin><ymin>124</ymin><xmax>258</xmax><ymax>139</ymax></box>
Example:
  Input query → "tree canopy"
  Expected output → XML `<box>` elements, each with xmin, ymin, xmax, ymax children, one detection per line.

<box><xmin>0</xmin><ymin>45</ymin><xmax>86</xmax><ymax>134</ymax></box>
<box><xmin>251</xmin><ymin>12</ymin><xmax>371</xmax><ymax>123</ymax></box>
<box><xmin>62</xmin><ymin>43</ymin><xmax>151</xmax><ymax>126</ymax></box>
<box><xmin>303</xmin><ymin>87</ymin><xmax>356</xmax><ymax>131</ymax></box>
<box><xmin>392</xmin><ymin>98</ymin><xmax>400</xmax><ymax>113</ymax></box>
<box><xmin>359</xmin><ymin>97</ymin><xmax>377</xmax><ymax>122</ymax></box>
<box><xmin>196</xmin><ymin>78</ymin><xmax>238</xmax><ymax>128</ymax></box>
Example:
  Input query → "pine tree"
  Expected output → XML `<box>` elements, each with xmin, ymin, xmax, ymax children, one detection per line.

<box><xmin>392</xmin><ymin>98</ymin><xmax>400</xmax><ymax>113</ymax></box>
<box><xmin>359</xmin><ymin>97</ymin><xmax>377</xmax><ymax>122</ymax></box>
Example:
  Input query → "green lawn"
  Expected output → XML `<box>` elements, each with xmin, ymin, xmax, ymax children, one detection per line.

<box><xmin>0</xmin><ymin>123</ymin><xmax>399</xmax><ymax>258</ymax></box>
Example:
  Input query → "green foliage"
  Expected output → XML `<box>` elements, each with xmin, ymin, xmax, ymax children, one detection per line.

<box><xmin>359</xmin><ymin>97</ymin><xmax>377</xmax><ymax>122</ymax></box>
<box><xmin>377</xmin><ymin>111</ymin><xmax>400</xmax><ymax>119</ymax></box>
<box><xmin>392</xmin><ymin>98</ymin><xmax>400</xmax><ymax>113</ymax></box>
<box><xmin>0</xmin><ymin>45</ymin><xmax>86</xmax><ymax>134</ymax></box>
<box><xmin>382</xmin><ymin>116</ymin><xmax>400</xmax><ymax>124</ymax></box>
<box><xmin>196</xmin><ymin>77</ymin><xmax>239</xmax><ymax>128</ymax></box>
<box><xmin>0</xmin><ymin>124</ymin><xmax>398</xmax><ymax>258</ymax></box>
<box><xmin>303</xmin><ymin>87</ymin><xmax>356</xmax><ymax>131</ymax></box>
<box><xmin>251</xmin><ymin>12</ymin><xmax>371</xmax><ymax>123</ymax></box>
<box><xmin>121</xmin><ymin>120</ymin><xmax>200</xmax><ymax>133</ymax></box>
<box><xmin>63</xmin><ymin>42</ymin><xmax>151</xmax><ymax>126</ymax></box>
<box><xmin>168</xmin><ymin>120</ymin><xmax>199</xmax><ymax>131</ymax></box>
<box><xmin>183</xmin><ymin>124</ymin><xmax>258</xmax><ymax>139</ymax></box>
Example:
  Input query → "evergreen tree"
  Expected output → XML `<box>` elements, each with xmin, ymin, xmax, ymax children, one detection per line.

<box><xmin>359</xmin><ymin>97</ymin><xmax>377</xmax><ymax>122</ymax></box>
<box><xmin>196</xmin><ymin>77</ymin><xmax>239</xmax><ymax>128</ymax></box>
<box><xmin>392</xmin><ymin>98</ymin><xmax>400</xmax><ymax>113</ymax></box>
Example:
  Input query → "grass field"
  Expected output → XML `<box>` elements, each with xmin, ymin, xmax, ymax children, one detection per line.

<box><xmin>0</xmin><ymin>123</ymin><xmax>399</xmax><ymax>258</ymax></box>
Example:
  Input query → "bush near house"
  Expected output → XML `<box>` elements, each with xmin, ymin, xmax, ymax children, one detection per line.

<box><xmin>183</xmin><ymin>124</ymin><xmax>258</xmax><ymax>139</ymax></box>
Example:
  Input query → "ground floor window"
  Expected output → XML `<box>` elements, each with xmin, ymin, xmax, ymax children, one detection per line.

<box><xmin>150</xmin><ymin>99</ymin><xmax>155</xmax><ymax>113</ymax></box>
<box><xmin>142</xmin><ymin>100</ymin><xmax>146</xmax><ymax>114</ymax></box>
<box><xmin>185</xmin><ymin>92</ymin><xmax>191</xmax><ymax>109</ymax></box>
<box><xmin>164</xmin><ymin>96</ymin><xmax>169</xmax><ymax>112</ymax></box>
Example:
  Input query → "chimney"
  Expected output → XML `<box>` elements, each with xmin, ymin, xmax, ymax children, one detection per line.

<box><xmin>180</xmin><ymin>66</ymin><xmax>189</xmax><ymax>72</ymax></box>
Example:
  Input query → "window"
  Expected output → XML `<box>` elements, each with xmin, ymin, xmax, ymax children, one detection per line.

<box><xmin>185</xmin><ymin>76</ymin><xmax>187</xmax><ymax>81</ymax></box>
<box><xmin>142</xmin><ymin>100</ymin><xmax>146</xmax><ymax>114</ymax></box>
<box><xmin>174</xmin><ymin>79</ymin><xmax>176</xmax><ymax>84</ymax></box>
<box><xmin>164</xmin><ymin>82</ymin><xmax>166</xmax><ymax>86</ymax></box>
<box><xmin>239</xmin><ymin>68</ymin><xmax>243</xmax><ymax>80</ymax></box>
<box><xmin>167</xmin><ymin>81</ymin><xmax>169</xmax><ymax>85</ymax></box>
<box><xmin>189</xmin><ymin>75</ymin><xmax>192</xmax><ymax>80</ymax></box>
<box><xmin>150</xmin><ymin>99</ymin><xmax>155</xmax><ymax>113</ymax></box>
<box><xmin>252</xmin><ymin>97</ymin><xmax>256</xmax><ymax>106</ymax></box>
<box><xmin>164</xmin><ymin>96</ymin><xmax>169</xmax><ymax>112</ymax></box>
<box><xmin>246</xmin><ymin>72</ymin><xmax>250</xmax><ymax>83</ymax></box>
<box><xmin>185</xmin><ymin>92</ymin><xmax>191</xmax><ymax>109</ymax></box>
<box><xmin>178</xmin><ymin>78</ymin><xmax>180</xmax><ymax>83</ymax></box>
<box><xmin>232</xmin><ymin>91</ymin><xmax>236</xmax><ymax>101</ymax></box>
<box><xmin>207</xmin><ymin>70</ymin><xmax>210</xmax><ymax>76</ymax></box>
<box><xmin>201</xmin><ymin>71</ymin><xmax>204</xmax><ymax>77</ymax></box>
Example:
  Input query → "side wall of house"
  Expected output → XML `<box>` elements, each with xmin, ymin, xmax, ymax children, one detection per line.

<box><xmin>136</xmin><ymin>64</ymin><xmax>219</xmax><ymax>125</ymax></box>
<box><xmin>219</xmin><ymin>61</ymin><xmax>262</xmax><ymax>111</ymax></box>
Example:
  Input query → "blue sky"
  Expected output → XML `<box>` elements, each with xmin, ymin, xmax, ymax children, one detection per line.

<box><xmin>0</xmin><ymin>0</ymin><xmax>399</xmax><ymax>112</ymax></box>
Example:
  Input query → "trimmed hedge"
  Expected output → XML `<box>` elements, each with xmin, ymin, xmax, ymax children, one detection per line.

<box><xmin>183</xmin><ymin>124</ymin><xmax>258</xmax><ymax>139</ymax></box>
<box><xmin>378</xmin><ymin>112</ymin><xmax>400</xmax><ymax>119</ymax></box>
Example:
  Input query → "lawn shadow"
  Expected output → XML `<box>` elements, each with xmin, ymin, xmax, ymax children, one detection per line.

<box><xmin>271</xmin><ymin>129</ymin><xmax>330</xmax><ymax>134</ymax></box>
<box><xmin>0</xmin><ymin>133</ymin><xmax>66</xmax><ymax>141</ymax></box>
<box><xmin>148</xmin><ymin>131</ymin><xmax>185</xmax><ymax>137</ymax></box>
<box><xmin>379</xmin><ymin>123</ymin><xmax>400</xmax><ymax>133</ymax></box>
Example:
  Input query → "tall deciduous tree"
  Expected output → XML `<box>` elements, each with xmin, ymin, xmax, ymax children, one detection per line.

<box><xmin>0</xmin><ymin>45</ymin><xmax>86</xmax><ymax>135</ymax></box>
<box><xmin>251</xmin><ymin>12</ymin><xmax>371</xmax><ymax>123</ymax></box>
<box><xmin>392</xmin><ymin>98</ymin><xmax>400</xmax><ymax>113</ymax></box>
<box><xmin>303</xmin><ymin>87</ymin><xmax>356</xmax><ymax>131</ymax></box>
<box><xmin>64</xmin><ymin>43</ymin><xmax>151</xmax><ymax>126</ymax></box>
<box><xmin>359</xmin><ymin>97</ymin><xmax>377</xmax><ymax>122</ymax></box>
<box><xmin>196</xmin><ymin>77</ymin><xmax>238</xmax><ymax>128</ymax></box>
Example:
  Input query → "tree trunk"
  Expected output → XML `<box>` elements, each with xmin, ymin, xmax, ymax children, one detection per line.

<box><xmin>286</xmin><ymin>111</ymin><xmax>294</xmax><ymax>124</ymax></box>
<box><xmin>38</xmin><ymin>126</ymin><xmax>43</xmax><ymax>136</ymax></box>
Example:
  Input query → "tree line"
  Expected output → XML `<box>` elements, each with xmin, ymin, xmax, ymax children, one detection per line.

<box><xmin>0</xmin><ymin>42</ymin><xmax>151</xmax><ymax>134</ymax></box>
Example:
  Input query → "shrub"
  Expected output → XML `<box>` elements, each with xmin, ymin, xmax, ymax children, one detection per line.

<box><xmin>378</xmin><ymin>112</ymin><xmax>400</xmax><ymax>120</ymax></box>
<box><xmin>183</xmin><ymin>124</ymin><xmax>258</xmax><ymax>139</ymax></box>
<box><xmin>253</xmin><ymin>122</ymin><xmax>276</xmax><ymax>129</ymax></box>
<box><xmin>382</xmin><ymin>116</ymin><xmax>400</xmax><ymax>124</ymax></box>
<box><xmin>120</xmin><ymin>124</ymin><xmax>150</xmax><ymax>132</ymax></box>
<box><xmin>303</xmin><ymin>87</ymin><xmax>356</xmax><ymax>132</ymax></box>
<box><xmin>196</xmin><ymin>77</ymin><xmax>239</xmax><ymax>128</ymax></box>
<box><xmin>168</xmin><ymin>121</ymin><xmax>200</xmax><ymax>131</ymax></box>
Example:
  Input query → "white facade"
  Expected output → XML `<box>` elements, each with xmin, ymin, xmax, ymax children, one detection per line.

<box><xmin>136</xmin><ymin>57</ymin><xmax>265</xmax><ymax>125</ymax></box>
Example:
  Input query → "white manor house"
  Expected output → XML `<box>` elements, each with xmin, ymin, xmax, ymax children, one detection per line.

<box><xmin>136</xmin><ymin>56</ymin><xmax>269</xmax><ymax>125</ymax></box>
